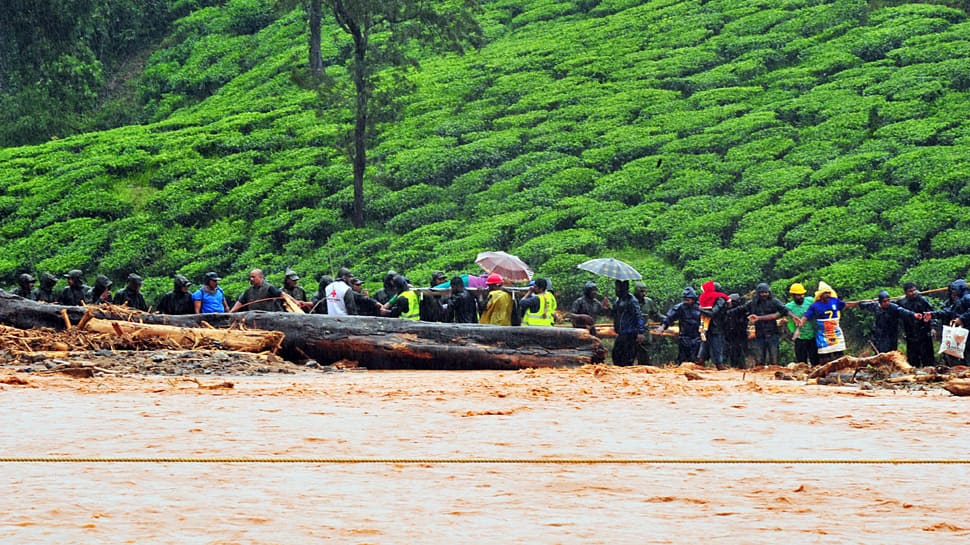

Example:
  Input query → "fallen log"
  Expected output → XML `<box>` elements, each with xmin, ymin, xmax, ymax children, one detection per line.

<box><xmin>808</xmin><ymin>351</ymin><xmax>913</xmax><ymax>379</ymax></box>
<box><xmin>0</xmin><ymin>292</ymin><xmax>605</xmax><ymax>369</ymax></box>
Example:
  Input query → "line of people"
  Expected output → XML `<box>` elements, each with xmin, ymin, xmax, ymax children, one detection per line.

<box><xmin>655</xmin><ymin>279</ymin><xmax>957</xmax><ymax>369</ymax></box>
<box><xmin>10</xmin><ymin>268</ymin><xmax>967</xmax><ymax>369</ymax></box>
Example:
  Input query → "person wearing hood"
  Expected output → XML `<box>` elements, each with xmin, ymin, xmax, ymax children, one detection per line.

<box><xmin>935</xmin><ymin>279</ymin><xmax>970</xmax><ymax>326</ymax></box>
<box><xmin>420</xmin><ymin>271</ymin><xmax>449</xmax><ymax>322</ymax></box>
<box><xmin>698</xmin><ymin>280</ymin><xmax>730</xmax><ymax>370</ymax></box>
<box><xmin>32</xmin><ymin>273</ymin><xmax>58</xmax><ymax>303</ymax></box>
<box><xmin>447</xmin><ymin>276</ymin><xmax>480</xmax><ymax>323</ymax></box>
<box><xmin>633</xmin><ymin>282</ymin><xmax>663</xmax><ymax>366</ymax></box>
<box><xmin>373</xmin><ymin>270</ymin><xmax>400</xmax><ymax>305</ymax></box>
<box><xmin>611</xmin><ymin>280</ymin><xmax>644</xmax><ymax>366</ymax></box>
<box><xmin>350</xmin><ymin>278</ymin><xmax>382</xmax><ymax>316</ymax></box>
<box><xmin>569</xmin><ymin>281</ymin><xmax>611</xmax><ymax>334</ymax></box>
<box><xmin>795</xmin><ymin>282</ymin><xmax>858</xmax><ymax>365</ymax></box>
<box><xmin>857</xmin><ymin>290</ymin><xmax>921</xmax><ymax>354</ymax></box>
<box><xmin>58</xmin><ymin>270</ymin><xmax>90</xmax><ymax>306</ymax></box>
<box><xmin>90</xmin><ymin>275</ymin><xmax>114</xmax><ymax>305</ymax></box>
<box><xmin>113</xmin><ymin>273</ymin><xmax>148</xmax><ymax>311</ymax></box>
<box><xmin>11</xmin><ymin>273</ymin><xmax>36</xmax><ymax>300</ymax></box>
<box><xmin>156</xmin><ymin>275</ymin><xmax>195</xmax><ymax>315</ymax></box>
<box><xmin>737</xmin><ymin>282</ymin><xmax>791</xmax><ymax>367</ymax></box>
<box><xmin>310</xmin><ymin>274</ymin><xmax>333</xmax><ymax>314</ymax></box>
<box><xmin>785</xmin><ymin>283</ymin><xmax>817</xmax><ymax>366</ymax></box>
<box><xmin>896</xmin><ymin>282</ymin><xmax>936</xmax><ymax>367</ymax></box>
<box><xmin>382</xmin><ymin>274</ymin><xmax>420</xmax><ymax>320</ymax></box>
<box><xmin>657</xmin><ymin>286</ymin><xmax>703</xmax><ymax>364</ymax></box>
<box><xmin>724</xmin><ymin>293</ymin><xmax>749</xmax><ymax>368</ymax></box>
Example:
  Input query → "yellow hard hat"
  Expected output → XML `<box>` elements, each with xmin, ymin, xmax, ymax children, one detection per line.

<box><xmin>789</xmin><ymin>283</ymin><xmax>807</xmax><ymax>295</ymax></box>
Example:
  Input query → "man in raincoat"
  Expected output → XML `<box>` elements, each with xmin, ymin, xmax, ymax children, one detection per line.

<box><xmin>657</xmin><ymin>287</ymin><xmax>702</xmax><ymax>364</ymax></box>
<box><xmin>737</xmin><ymin>282</ymin><xmax>791</xmax><ymax>367</ymax></box>
<box><xmin>611</xmin><ymin>280</ymin><xmax>644</xmax><ymax>366</ymax></box>
<box><xmin>633</xmin><ymin>282</ymin><xmax>662</xmax><ymax>365</ymax></box>
<box><xmin>480</xmin><ymin>273</ymin><xmax>513</xmax><ymax>326</ymax></box>
<box><xmin>896</xmin><ymin>282</ymin><xmax>935</xmax><ymax>367</ymax></box>
<box><xmin>857</xmin><ymin>290</ymin><xmax>921</xmax><ymax>354</ymax></box>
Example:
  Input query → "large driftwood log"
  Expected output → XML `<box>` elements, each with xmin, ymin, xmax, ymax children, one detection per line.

<box><xmin>0</xmin><ymin>293</ymin><xmax>605</xmax><ymax>369</ymax></box>
<box><xmin>808</xmin><ymin>350</ymin><xmax>913</xmax><ymax>379</ymax></box>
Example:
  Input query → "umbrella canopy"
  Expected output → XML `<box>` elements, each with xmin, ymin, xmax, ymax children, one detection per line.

<box><xmin>577</xmin><ymin>258</ymin><xmax>642</xmax><ymax>281</ymax></box>
<box><xmin>475</xmin><ymin>251</ymin><xmax>534</xmax><ymax>282</ymax></box>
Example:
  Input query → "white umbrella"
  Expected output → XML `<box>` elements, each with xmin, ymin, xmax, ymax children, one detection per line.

<box><xmin>475</xmin><ymin>251</ymin><xmax>534</xmax><ymax>282</ymax></box>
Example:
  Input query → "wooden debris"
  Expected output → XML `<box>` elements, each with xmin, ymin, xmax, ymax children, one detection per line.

<box><xmin>943</xmin><ymin>379</ymin><xmax>970</xmax><ymax>397</ymax></box>
<box><xmin>808</xmin><ymin>351</ymin><xmax>913</xmax><ymax>379</ymax></box>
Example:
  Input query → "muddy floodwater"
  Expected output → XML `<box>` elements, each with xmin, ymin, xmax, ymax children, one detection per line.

<box><xmin>1</xmin><ymin>366</ymin><xmax>968</xmax><ymax>544</ymax></box>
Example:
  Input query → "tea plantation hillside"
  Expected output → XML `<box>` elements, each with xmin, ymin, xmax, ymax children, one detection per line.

<box><xmin>2</xmin><ymin>0</ymin><xmax>970</xmax><ymax>308</ymax></box>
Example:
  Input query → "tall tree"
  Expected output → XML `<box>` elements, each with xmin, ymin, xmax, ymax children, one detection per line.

<box><xmin>321</xmin><ymin>0</ymin><xmax>483</xmax><ymax>227</ymax></box>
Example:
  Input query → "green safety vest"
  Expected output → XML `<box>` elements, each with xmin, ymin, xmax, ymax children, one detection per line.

<box><xmin>399</xmin><ymin>290</ymin><xmax>420</xmax><ymax>320</ymax></box>
<box><xmin>523</xmin><ymin>292</ymin><xmax>556</xmax><ymax>326</ymax></box>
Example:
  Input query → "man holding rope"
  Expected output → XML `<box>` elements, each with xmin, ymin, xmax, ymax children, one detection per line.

<box><xmin>230</xmin><ymin>269</ymin><xmax>283</xmax><ymax>312</ymax></box>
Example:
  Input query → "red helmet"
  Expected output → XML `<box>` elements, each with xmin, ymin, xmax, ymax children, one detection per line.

<box><xmin>486</xmin><ymin>273</ymin><xmax>503</xmax><ymax>285</ymax></box>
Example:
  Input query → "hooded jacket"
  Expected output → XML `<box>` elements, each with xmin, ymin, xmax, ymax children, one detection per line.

<box><xmin>698</xmin><ymin>281</ymin><xmax>729</xmax><ymax>308</ymax></box>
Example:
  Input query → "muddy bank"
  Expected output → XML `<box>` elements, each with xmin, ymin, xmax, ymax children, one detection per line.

<box><xmin>1</xmin><ymin>365</ymin><xmax>968</xmax><ymax>544</ymax></box>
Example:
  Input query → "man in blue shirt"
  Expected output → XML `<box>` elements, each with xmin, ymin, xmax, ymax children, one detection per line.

<box><xmin>192</xmin><ymin>272</ymin><xmax>230</xmax><ymax>313</ymax></box>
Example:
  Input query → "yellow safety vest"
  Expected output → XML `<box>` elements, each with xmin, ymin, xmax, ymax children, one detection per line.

<box><xmin>523</xmin><ymin>292</ymin><xmax>556</xmax><ymax>326</ymax></box>
<box><xmin>399</xmin><ymin>290</ymin><xmax>420</xmax><ymax>321</ymax></box>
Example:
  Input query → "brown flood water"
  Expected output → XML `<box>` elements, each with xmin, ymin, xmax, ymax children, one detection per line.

<box><xmin>1</xmin><ymin>366</ymin><xmax>968</xmax><ymax>544</ymax></box>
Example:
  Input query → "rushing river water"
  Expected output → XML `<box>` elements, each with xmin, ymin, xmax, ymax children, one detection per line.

<box><xmin>1</xmin><ymin>368</ymin><xmax>968</xmax><ymax>544</ymax></box>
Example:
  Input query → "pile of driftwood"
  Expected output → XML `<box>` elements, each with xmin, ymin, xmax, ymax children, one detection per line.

<box><xmin>807</xmin><ymin>351</ymin><xmax>970</xmax><ymax>396</ymax></box>
<box><xmin>0</xmin><ymin>303</ymin><xmax>283</xmax><ymax>356</ymax></box>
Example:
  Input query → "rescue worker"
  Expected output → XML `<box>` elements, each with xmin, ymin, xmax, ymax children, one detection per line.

<box><xmin>90</xmin><ymin>275</ymin><xmax>114</xmax><ymax>305</ymax></box>
<box><xmin>657</xmin><ymin>287</ymin><xmax>702</xmax><ymax>364</ymax></box>
<box><xmin>193</xmin><ymin>272</ymin><xmax>230</xmax><ymax>313</ymax></box>
<box><xmin>156</xmin><ymin>274</ymin><xmax>195</xmax><ymax>315</ymax></box>
<box><xmin>737</xmin><ymin>282</ymin><xmax>791</xmax><ymax>367</ymax></box>
<box><xmin>611</xmin><ymin>279</ymin><xmax>644</xmax><ymax>366</ymax></box>
<box><xmin>419</xmin><ymin>271</ymin><xmax>448</xmax><ymax>322</ymax></box>
<box><xmin>11</xmin><ymin>273</ymin><xmax>35</xmax><ymax>300</ymax></box>
<box><xmin>113</xmin><ymin>273</ymin><xmax>148</xmax><ymax>311</ymax></box>
<box><xmin>446</xmin><ymin>276</ymin><xmax>479</xmax><ymax>323</ymax></box>
<box><xmin>785</xmin><ymin>283</ymin><xmax>818</xmax><ymax>366</ymax></box>
<box><xmin>324</xmin><ymin>267</ymin><xmax>358</xmax><ymax>315</ymax></box>
<box><xmin>724</xmin><ymin>294</ymin><xmax>749</xmax><ymax>368</ymax></box>
<box><xmin>381</xmin><ymin>275</ymin><xmax>419</xmax><ymax>320</ymax></box>
<box><xmin>569</xmin><ymin>281</ymin><xmax>610</xmax><ymax>334</ymax></box>
<box><xmin>58</xmin><ymin>270</ymin><xmax>90</xmax><ymax>306</ymax></box>
<box><xmin>896</xmin><ymin>282</ymin><xmax>935</xmax><ymax>367</ymax></box>
<box><xmin>479</xmin><ymin>273</ymin><xmax>513</xmax><ymax>326</ymax></box>
<box><xmin>698</xmin><ymin>280</ymin><xmax>730</xmax><ymax>370</ymax></box>
<box><xmin>351</xmin><ymin>278</ymin><xmax>382</xmax><ymax>316</ymax></box>
<box><xmin>520</xmin><ymin>278</ymin><xmax>556</xmax><ymax>327</ymax></box>
<box><xmin>310</xmin><ymin>274</ymin><xmax>333</xmax><ymax>314</ymax></box>
<box><xmin>282</xmin><ymin>268</ymin><xmax>312</xmax><ymax>310</ymax></box>
<box><xmin>857</xmin><ymin>290</ymin><xmax>921</xmax><ymax>353</ymax></box>
<box><xmin>373</xmin><ymin>270</ymin><xmax>399</xmax><ymax>305</ymax></box>
<box><xmin>633</xmin><ymin>282</ymin><xmax>663</xmax><ymax>366</ymax></box>
<box><xmin>231</xmin><ymin>269</ymin><xmax>283</xmax><ymax>312</ymax></box>
<box><xmin>935</xmin><ymin>279</ymin><xmax>970</xmax><ymax>366</ymax></box>
<box><xmin>32</xmin><ymin>273</ymin><xmax>59</xmax><ymax>303</ymax></box>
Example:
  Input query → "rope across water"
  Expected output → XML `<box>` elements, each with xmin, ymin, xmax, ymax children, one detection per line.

<box><xmin>0</xmin><ymin>457</ymin><xmax>967</xmax><ymax>464</ymax></box>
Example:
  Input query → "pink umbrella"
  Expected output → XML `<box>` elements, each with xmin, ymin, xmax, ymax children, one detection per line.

<box><xmin>474</xmin><ymin>251</ymin><xmax>534</xmax><ymax>282</ymax></box>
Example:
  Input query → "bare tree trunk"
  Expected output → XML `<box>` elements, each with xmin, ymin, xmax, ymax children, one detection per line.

<box><xmin>308</xmin><ymin>0</ymin><xmax>323</xmax><ymax>73</ymax></box>
<box><xmin>350</xmin><ymin>27</ymin><xmax>368</xmax><ymax>228</ymax></box>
